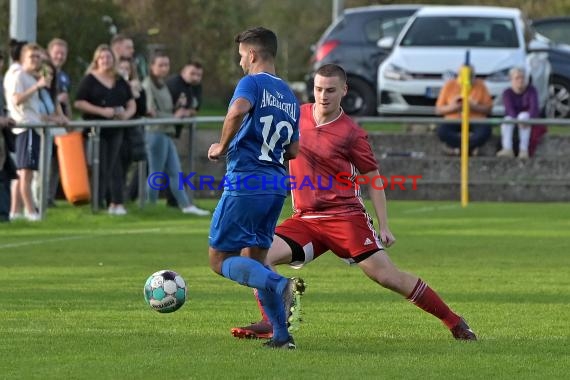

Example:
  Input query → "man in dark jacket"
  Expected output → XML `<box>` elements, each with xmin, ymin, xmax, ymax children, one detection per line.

<box><xmin>164</xmin><ymin>61</ymin><xmax>204</xmax><ymax>207</ymax></box>
<box><xmin>1</xmin><ymin>117</ymin><xmax>17</xmax><ymax>222</ymax></box>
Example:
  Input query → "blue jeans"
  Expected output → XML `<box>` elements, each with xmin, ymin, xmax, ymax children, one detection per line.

<box><xmin>145</xmin><ymin>131</ymin><xmax>190</xmax><ymax>208</ymax></box>
<box><xmin>437</xmin><ymin>122</ymin><xmax>492</xmax><ymax>150</ymax></box>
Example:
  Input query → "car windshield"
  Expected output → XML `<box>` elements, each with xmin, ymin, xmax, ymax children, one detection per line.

<box><xmin>364</xmin><ymin>15</ymin><xmax>413</xmax><ymax>42</ymax></box>
<box><xmin>400</xmin><ymin>16</ymin><xmax>519</xmax><ymax>48</ymax></box>
<box><xmin>533</xmin><ymin>20</ymin><xmax>570</xmax><ymax>45</ymax></box>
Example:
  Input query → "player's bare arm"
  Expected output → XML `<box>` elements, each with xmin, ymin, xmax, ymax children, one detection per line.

<box><xmin>363</xmin><ymin>169</ymin><xmax>396</xmax><ymax>247</ymax></box>
<box><xmin>0</xmin><ymin>117</ymin><xmax>15</xmax><ymax>128</ymax></box>
<box><xmin>208</xmin><ymin>97</ymin><xmax>252</xmax><ymax>161</ymax></box>
<box><xmin>283</xmin><ymin>141</ymin><xmax>299</xmax><ymax>161</ymax></box>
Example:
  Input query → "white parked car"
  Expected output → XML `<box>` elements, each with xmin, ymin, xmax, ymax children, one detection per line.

<box><xmin>377</xmin><ymin>6</ymin><xmax>549</xmax><ymax>116</ymax></box>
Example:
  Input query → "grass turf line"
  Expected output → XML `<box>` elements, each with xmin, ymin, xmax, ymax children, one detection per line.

<box><xmin>0</xmin><ymin>200</ymin><xmax>568</xmax><ymax>379</ymax></box>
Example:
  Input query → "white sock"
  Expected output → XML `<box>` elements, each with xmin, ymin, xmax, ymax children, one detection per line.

<box><xmin>501</xmin><ymin>122</ymin><xmax>514</xmax><ymax>150</ymax></box>
<box><xmin>519</xmin><ymin>126</ymin><xmax>531</xmax><ymax>151</ymax></box>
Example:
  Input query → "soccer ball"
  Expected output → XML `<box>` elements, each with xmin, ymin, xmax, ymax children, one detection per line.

<box><xmin>144</xmin><ymin>270</ymin><xmax>187</xmax><ymax>313</ymax></box>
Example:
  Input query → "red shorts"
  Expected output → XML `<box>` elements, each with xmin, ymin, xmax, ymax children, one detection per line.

<box><xmin>275</xmin><ymin>213</ymin><xmax>383</xmax><ymax>267</ymax></box>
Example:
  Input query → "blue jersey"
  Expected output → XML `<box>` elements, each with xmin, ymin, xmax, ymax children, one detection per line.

<box><xmin>224</xmin><ymin>72</ymin><xmax>300</xmax><ymax>196</ymax></box>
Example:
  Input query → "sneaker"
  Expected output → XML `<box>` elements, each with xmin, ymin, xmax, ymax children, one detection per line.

<box><xmin>9</xmin><ymin>212</ymin><xmax>23</xmax><ymax>221</ymax></box>
<box><xmin>518</xmin><ymin>150</ymin><xmax>529</xmax><ymax>160</ymax></box>
<box><xmin>231</xmin><ymin>278</ymin><xmax>306</xmax><ymax>340</ymax></box>
<box><xmin>496</xmin><ymin>148</ymin><xmax>515</xmax><ymax>158</ymax></box>
<box><xmin>181</xmin><ymin>205</ymin><xmax>210</xmax><ymax>216</ymax></box>
<box><xmin>282</xmin><ymin>277</ymin><xmax>306</xmax><ymax>332</ymax></box>
<box><xmin>442</xmin><ymin>144</ymin><xmax>460</xmax><ymax>156</ymax></box>
<box><xmin>108</xmin><ymin>205</ymin><xmax>127</xmax><ymax>216</ymax></box>
<box><xmin>450</xmin><ymin>317</ymin><xmax>477</xmax><ymax>341</ymax></box>
<box><xmin>231</xmin><ymin>320</ymin><xmax>273</xmax><ymax>340</ymax></box>
<box><xmin>24</xmin><ymin>213</ymin><xmax>41</xmax><ymax>222</ymax></box>
<box><xmin>114</xmin><ymin>205</ymin><xmax>127</xmax><ymax>215</ymax></box>
<box><xmin>262</xmin><ymin>336</ymin><xmax>296</xmax><ymax>350</ymax></box>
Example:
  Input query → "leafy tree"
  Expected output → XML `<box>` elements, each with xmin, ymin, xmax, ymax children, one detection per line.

<box><xmin>3</xmin><ymin>0</ymin><xmax>570</xmax><ymax>106</ymax></box>
<box><xmin>115</xmin><ymin>0</ymin><xmax>334</xmax><ymax>104</ymax></box>
<box><xmin>36</xmin><ymin>0</ymin><xmax>126</xmax><ymax>94</ymax></box>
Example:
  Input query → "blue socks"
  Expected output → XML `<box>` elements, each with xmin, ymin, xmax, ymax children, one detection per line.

<box><xmin>220</xmin><ymin>256</ymin><xmax>285</xmax><ymax>291</ymax></box>
<box><xmin>221</xmin><ymin>257</ymin><xmax>290</xmax><ymax>341</ymax></box>
<box><xmin>257</xmin><ymin>287</ymin><xmax>289</xmax><ymax>342</ymax></box>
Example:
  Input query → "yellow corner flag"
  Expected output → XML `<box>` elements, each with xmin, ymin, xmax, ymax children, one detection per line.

<box><xmin>458</xmin><ymin>56</ymin><xmax>471</xmax><ymax>207</ymax></box>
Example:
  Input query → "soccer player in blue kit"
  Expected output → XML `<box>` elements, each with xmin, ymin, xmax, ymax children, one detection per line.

<box><xmin>207</xmin><ymin>27</ymin><xmax>301</xmax><ymax>349</ymax></box>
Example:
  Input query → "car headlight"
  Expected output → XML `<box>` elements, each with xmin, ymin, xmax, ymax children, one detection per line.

<box><xmin>486</xmin><ymin>68</ymin><xmax>510</xmax><ymax>82</ymax></box>
<box><xmin>383</xmin><ymin>64</ymin><xmax>413</xmax><ymax>81</ymax></box>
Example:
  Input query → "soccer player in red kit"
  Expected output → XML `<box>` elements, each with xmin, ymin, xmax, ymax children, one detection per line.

<box><xmin>231</xmin><ymin>63</ymin><xmax>476</xmax><ymax>343</ymax></box>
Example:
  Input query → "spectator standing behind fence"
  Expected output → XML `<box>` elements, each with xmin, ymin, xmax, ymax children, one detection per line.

<box><xmin>4</xmin><ymin>43</ymin><xmax>52</xmax><ymax>221</ymax></box>
<box><xmin>47</xmin><ymin>39</ymin><xmax>71</xmax><ymax>117</ymax></box>
<box><xmin>4</xmin><ymin>40</ymin><xmax>25</xmax><ymax>220</ymax></box>
<box><xmin>0</xmin><ymin>51</ymin><xmax>6</xmax><ymax>114</ymax></box>
<box><xmin>435</xmin><ymin>66</ymin><xmax>493</xmax><ymax>156</ymax></box>
<box><xmin>164</xmin><ymin>60</ymin><xmax>204</xmax><ymax>208</ymax></box>
<box><xmin>37</xmin><ymin>59</ymin><xmax>69</xmax><ymax>133</ymax></box>
<box><xmin>142</xmin><ymin>52</ymin><xmax>209</xmax><ymax>216</ymax></box>
<box><xmin>5</xmin><ymin>40</ymin><xmax>25</xmax><ymax>88</ymax></box>
<box><xmin>117</xmin><ymin>57</ymin><xmax>147</xmax><ymax>201</ymax></box>
<box><xmin>497</xmin><ymin>67</ymin><xmax>542</xmax><ymax>159</ymax></box>
<box><xmin>110</xmin><ymin>34</ymin><xmax>134</xmax><ymax>61</ymax></box>
<box><xmin>0</xmin><ymin>114</ymin><xmax>16</xmax><ymax>223</ymax></box>
<box><xmin>166</xmin><ymin>60</ymin><xmax>204</xmax><ymax>119</ymax></box>
<box><xmin>110</xmin><ymin>34</ymin><xmax>147</xmax><ymax>79</ymax></box>
<box><xmin>33</xmin><ymin>58</ymin><xmax>69</xmax><ymax>206</ymax></box>
<box><xmin>118</xmin><ymin>58</ymin><xmax>147</xmax><ymax>120</ymax></box>
<box><xmin>45</xmin><ymin>38</ymin><xmax>71</xmax><ymax>207</ymax></box>
<box><xmin>74</xmin><ymin>44</ymin><xmax>135</xmax><ymax>215</ymax></box>
<box><xmin>1</xmin><ymin>47</ymin><xmax>16</xmax><ymax>222</ymax></box>
<box><xmin>112</xmin><ymin>35</ymin><xmax>146</xmax><ymax>204</ymax></box>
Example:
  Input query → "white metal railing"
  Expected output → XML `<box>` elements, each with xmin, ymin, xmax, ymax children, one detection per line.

<box><xmin>354</xmin><ymin>116</ymin><xmax>570</xmax><ymax>125</ymax></box>
<box><xmin>11</xmin><ymin>115</ymin><xmax>567</xmax><ymax>220</ymax></box>
<box><xmin>14</xmin><ymin>116</ymin><xmax>223</xmax><ymax>219</ymax></box>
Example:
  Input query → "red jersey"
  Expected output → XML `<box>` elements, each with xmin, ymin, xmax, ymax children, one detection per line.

<box><xmin>289</xmin><ymin>104</ymin><xmax>379</xmax><ymax>216</ymax></box>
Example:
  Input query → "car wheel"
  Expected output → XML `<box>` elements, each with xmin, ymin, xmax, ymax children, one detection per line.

<box><xmin>546</xmin><ymin>76</ymin><xmax>570</xmax><ymax>119</ymax></box>
<box><xmin>342</xmin><ymin>77</ymin><xmax>376</xmax><ymax>116</ymax></box>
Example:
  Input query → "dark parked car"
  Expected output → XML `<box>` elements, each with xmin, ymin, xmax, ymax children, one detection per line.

<box><xmin>533</xmin><ymin>17</ymin><xmax>570</xmax><ymax>45</ymax></box>
<box><xmin>306</xmin><ymin>5</ymin><xmax>421</xmax><ymax>116</ymax></box>
<box><xmin>307</xmin><ymin>7</ymin><xmax>570</xmax><ymax>119</ymax></box>
<box><xmin>533</xmin><ymin>17</ymin><xmax>570</xmax><ymax>118</ymax></box>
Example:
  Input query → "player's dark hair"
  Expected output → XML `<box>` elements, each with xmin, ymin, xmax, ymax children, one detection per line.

<box><xmin>149</xmin><ymin>50</ymin><xmax>169</xmax><ymax>65</ymax></box>
<box><xmin>184</xmin><ymin>59</ymin><xmax>203</xmax><ymax>69</ymax></box>
<box><xmin>234</xmin><ymin>27</ymin><xmax>277</xmax><ymax>60</ymax></box>
<box><xmin>9</xmin><ymin>39</ymin><xmax>27</xmax><ymax>62</ymax></box>
<box><xmin>316</xmin><ymin>64</ymin><xmax>347</xmax><ymax>83</ymax></box>
<box><xmin>110</xmin><ymin>33</ymin><xmax>131</xmax><ymax>47</ymax></box>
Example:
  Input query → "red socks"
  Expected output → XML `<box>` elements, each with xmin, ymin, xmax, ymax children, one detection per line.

<box><xmin>256</xmin><ymin>279</ymin><xmax>461</xmax><ymax>329</ymax></box>
<box><xmin>254</xmin><ymin>288</ymin><xmax>270</xmax><ymax>323</ymax></box>
<box><xmin>407</xmin><ymin>279</ymin><xmax>461</xmax><ymax>329</ymax></box>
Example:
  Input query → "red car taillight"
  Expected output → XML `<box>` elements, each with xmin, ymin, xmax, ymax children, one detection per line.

<box><xmin>314</xmin><ymin>40</ymin><xmax>340</xmax><ymax>62</ymax></box>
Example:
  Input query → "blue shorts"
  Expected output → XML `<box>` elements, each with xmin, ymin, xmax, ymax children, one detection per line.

<box><xmin>15</xmin><ymin>129</ymin><xmax>40</xmax><ymax>170</ymax></box>
<box><xmin>209</xmin><ymin>193</ymin><xmax>285</xmax><ymax>252</ymax></box>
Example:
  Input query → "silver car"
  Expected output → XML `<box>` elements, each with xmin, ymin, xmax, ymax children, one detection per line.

<box><xmin>377</xmin><ymin>6</ymin><xmax>549</xmax><ymax>116</ymax></box>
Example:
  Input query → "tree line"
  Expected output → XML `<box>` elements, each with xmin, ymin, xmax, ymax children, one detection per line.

<box><xmin>0</xmin><ymin>0</ymin><xmax>568</xmax><ymax>106</ymax></box>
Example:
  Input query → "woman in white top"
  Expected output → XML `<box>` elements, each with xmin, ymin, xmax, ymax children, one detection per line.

<box><xmin>4</xmin><ymin>43</ymin><xmax>49</xmax><ymax>221</ymax></box>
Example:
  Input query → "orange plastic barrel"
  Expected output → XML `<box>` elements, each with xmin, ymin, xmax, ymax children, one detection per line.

<box><xmin>55</xmin><ymin>132</ymin><xmax>91</xmax><ymax>205</ymax></box>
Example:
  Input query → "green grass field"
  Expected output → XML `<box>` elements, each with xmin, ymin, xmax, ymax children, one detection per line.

<box><xmin>1</xmin><ymin>200</ymin><xmax>568</xmax><ymax>379</ymax></box>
